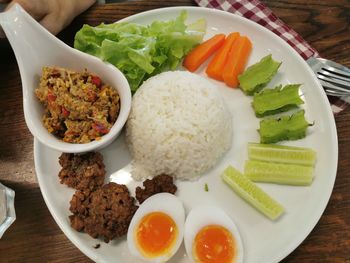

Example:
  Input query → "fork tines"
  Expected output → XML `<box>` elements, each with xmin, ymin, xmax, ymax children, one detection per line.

<box><xmin>307</xmin><ymin>57</ymin><xmax>350</xmax><ymax>97</ymax></box>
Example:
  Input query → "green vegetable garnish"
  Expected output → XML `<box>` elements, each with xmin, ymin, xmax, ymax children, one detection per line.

<box><xmin>244</xmin><ymin>160</ymin><xmax>314</xmax><ymax>186</ymax></box>
<box><xmin>247</xmin><ymin>142</ymin><xmax>317</xmax><ymax>166</ymax></box>
<box><xmin>259</xmin><ymin>110</ymin><xmax>311</xmax><ymax>144</ymax></box>
<box><xmin>252</xmin><ymin>84</ymin><xmax>304</xmax><ymax>117</ymax></box>
<box><xmin>204</xmin><ymin>183</ymin><xmax>209</xmax><ymax>192</ymax></box>
<box><xmin>222</xmin><ymin>165</ymin><xmax>284</xmax><ymax>220</ymax></box>
<box><xmin>238</xmin><ymin>54</ymin><xmax>281</xmax><ymax>95</ymax></box>
<box><xmin>74</xmin><ymin>11</ymin><xmax>206</xmax><ymax>93</ymax></box>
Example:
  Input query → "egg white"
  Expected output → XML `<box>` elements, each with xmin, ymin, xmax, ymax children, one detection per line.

<box><xmin>184</xmin><ymin>206</ymin><xmax>243</xmax><ymax>263</ymax></box>
<box><xmin>127</xmin><ymin>193</ymin><xmax>185</xmax><ymax>263</ymax></box>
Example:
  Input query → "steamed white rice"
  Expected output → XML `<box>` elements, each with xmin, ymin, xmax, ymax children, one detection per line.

<box><xmin>126</xmin><ymin>71</ymin><xmax>232</xmax><ymax>181</ymax></box>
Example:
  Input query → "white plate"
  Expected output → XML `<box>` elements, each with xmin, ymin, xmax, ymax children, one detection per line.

<box><xmin>34</xmin><ymin>6</ymin><xmax>338</xmax><ymax>263</ymax></box>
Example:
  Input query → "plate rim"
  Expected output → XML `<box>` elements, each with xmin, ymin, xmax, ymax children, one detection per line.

<box><xmin>34</xmin><ymin>6</ymin><xmax>338</xmax><ymax>263</ymax></box>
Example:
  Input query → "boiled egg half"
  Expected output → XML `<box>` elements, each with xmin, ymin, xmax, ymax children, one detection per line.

<box><xmin>127</xmin><ymin>193</ymin><xmax>185</xmax><ymax>262</ymax></box>
<box><xmin>184</xmin><ymin>206</ymin><xmax>243</xmax><ymax>263</ymax></box>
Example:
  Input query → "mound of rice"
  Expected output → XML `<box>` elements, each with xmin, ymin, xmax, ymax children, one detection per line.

<box><xmin>126</xmin><ymin>71</ymin><xmax>232</xmax><ymax>181</ymax></box>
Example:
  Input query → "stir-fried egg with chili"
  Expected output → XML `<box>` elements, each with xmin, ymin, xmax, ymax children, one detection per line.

<box><xmin>35</xmin><ymin>66</ymin><xmax>120</xmax><ymax>143</ymax></box>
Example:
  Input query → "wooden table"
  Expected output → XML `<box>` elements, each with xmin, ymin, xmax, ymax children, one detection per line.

<box><xmin>0</xmin><ymin>0</ymin><xmax>349</xmax><ymax>262</ymax></box>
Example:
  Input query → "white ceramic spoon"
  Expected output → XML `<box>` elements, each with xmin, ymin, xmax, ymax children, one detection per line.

<box><xmin>0</xmin><ymin>4</ymin><xmax>131</xmax><ymax>153</ymax></box>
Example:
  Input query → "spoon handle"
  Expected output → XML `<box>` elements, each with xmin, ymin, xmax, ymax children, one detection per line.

<box><xmin>1</xmin><ymin>3</ymin><xmax>70</xmax><ymax>62</ymax></box>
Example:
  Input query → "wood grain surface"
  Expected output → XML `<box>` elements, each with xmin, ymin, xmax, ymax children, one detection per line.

<box><xmin>0</xmin><ymin>0</ymin><xmax>349</xmax><ymax>262</ymax></box>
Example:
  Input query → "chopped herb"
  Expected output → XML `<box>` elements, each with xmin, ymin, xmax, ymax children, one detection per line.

<box><xmin>204</xmin><ymin>183</ymin><xmax>209</xmax><ymax>192</ymax></box>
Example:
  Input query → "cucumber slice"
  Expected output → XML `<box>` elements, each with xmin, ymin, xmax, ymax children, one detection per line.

<box><xmin>222</xmin><ymin>166</ymin><xmax>285</xmax><ymax>220</ymax></box>
<box><xmin>244</xmin><ymin>160</ymin><xmax>314</xmax><ymax>186</ymax></box>
<box><xmin>248</xmin><ymin>142</ymin><xmax>317</xmax><ymax>166</ymax></box>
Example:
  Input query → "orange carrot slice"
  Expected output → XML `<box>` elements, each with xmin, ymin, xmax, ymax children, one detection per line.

<box><xmin>183</xmin><ymin>34</ymin><xmax>226</xmax><ymax>72</ymax></box>
<box><xmin>206</xmin><ymin>32</ymin><xmax>240</xmax><ymax>81</ymax></box>
<box><xmin>222</xmin><ymin>36</ymin><xmax>252</xmax><ymax>88</ymax></box>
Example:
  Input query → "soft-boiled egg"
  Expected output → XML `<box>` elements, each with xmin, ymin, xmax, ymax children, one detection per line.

<box><xmin>127</xmin><ymin>193</ymin><xmax>185</xmax><ymax>262</ymax></box>
<box><xmin>184</xmin><ymin>206</ymin><xmax>243</xmax><ymax>263</ymax></box>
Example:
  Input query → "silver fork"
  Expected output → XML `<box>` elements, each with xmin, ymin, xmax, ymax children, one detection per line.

<box><xmin>307</xmin><ymin>57</ymin><xmax>350</xmax><ymax>97</ymax></box>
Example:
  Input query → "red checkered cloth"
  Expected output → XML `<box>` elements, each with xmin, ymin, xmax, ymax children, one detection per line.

<box><xmin>194</xmin><ymin>0</ymin><xmax>348</xmax><ymax>114</ymax></box>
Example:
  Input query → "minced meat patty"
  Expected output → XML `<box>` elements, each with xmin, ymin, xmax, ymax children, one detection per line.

<box><xmin>35</xmin><ymin>66</ymin><xmax>120</xmax><ymax>143</ymax></box>
<box><xmin>58</xmin><ymin>152</ymin><xmax>105</xmax><ymax>191</ymax></box>
<box><xmin>69</xmin><ymin>183</ymin><xmax>138</xmax><ymax>242</ymax></box>
<box><xmin>135</xmin><ymin>174</ymin><xmax>177</xmax><ymax>204</ymax></box>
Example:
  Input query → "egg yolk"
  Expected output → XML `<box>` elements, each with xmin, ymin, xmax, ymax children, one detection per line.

<box><xmin>193</xmin><ymin>224</ymin><xmax>236</xmax><ymax>263</ymax></box>
<box><xmin>135</xmin><ymin>211</ymin><xmax>178</xmax><ymax>258</ymax></box>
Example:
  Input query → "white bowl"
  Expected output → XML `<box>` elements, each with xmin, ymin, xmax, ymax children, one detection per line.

<box><xmin>31</xmin><ymin>64</ymin><xmax>132</xmax><ymax>154</ymax></box>
<box><xmin>0</xmin><ymin>4</ymin><xmax>131</xmax><ymax>153</ymax></box>
<box><xmin>26</xmin><ymin>61</ymin><xmax>132</xmax><ymax>153</ymax></box>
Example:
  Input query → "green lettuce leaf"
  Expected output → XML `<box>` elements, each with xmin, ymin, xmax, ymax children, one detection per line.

<box><xmin>74</xmin><ymin>11</ymin><xmax>206</xmax><ymax>93</ymax></box>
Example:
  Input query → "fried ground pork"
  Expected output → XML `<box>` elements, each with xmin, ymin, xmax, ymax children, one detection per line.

<box><xmin>35</xmin><ymin>66</ymin><xmax>120</xmax><ymax>143</ymax></box>
<box><xmin>58</xmin><ymin>152</ymin><xmax>105</xmax><ymax>191</ymax></box>
<box><xmin>69</xmin><ymin>182</ymin><xmax>138</xmax><ymax>243</ymax></box>
<box><xmin>135</xmin><ymin>174</ymin><xmax>177</xmax><ymax>204</ymax></box>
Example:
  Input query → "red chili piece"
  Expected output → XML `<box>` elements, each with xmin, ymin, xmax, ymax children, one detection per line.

<box><xmin>92</xmin><ymin>123</ymin><xmax>109</xmax><ymax>134</ymax></box>
<box><xmin>91</xmin><ymin>76</ymin><xmax>102</xmax><ymax>88</ymax></box>
<box><xmin>86</xmin><ymin>89</ymin><xmax>97</xmax><ymax>102</ymax></box>
<box><xmin>47</xmin><ymin>91</ymin><xmax>57</xmax><ymax>102</ymax></box>
<box><xmin>61</xmin><ymin>106</ymin><xmax>70</xmax><ymax>118</ymax></box>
